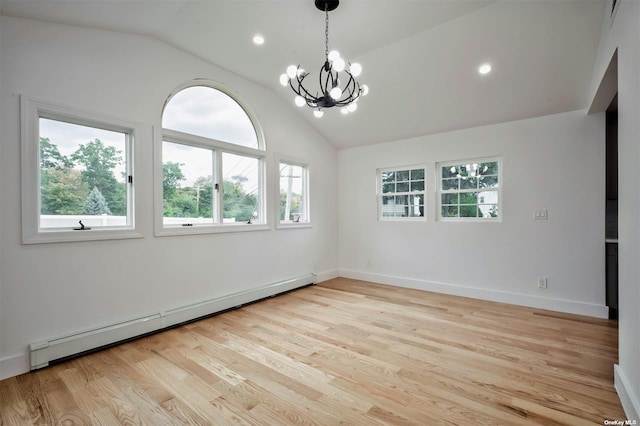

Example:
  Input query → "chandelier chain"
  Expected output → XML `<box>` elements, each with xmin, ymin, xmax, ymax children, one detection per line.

<box><xmin>324</xmin><ymin>4</ymin><xmax>329</xmax><ymax>61</ymax></box>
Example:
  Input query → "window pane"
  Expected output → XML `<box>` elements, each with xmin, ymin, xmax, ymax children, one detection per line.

<box><xmin>396</xmin><ymin>182</ymin><xmax>410</xmax><ymax>192</ymax></box>
<box><xmin>410</xmin><ymin>169</ymin><xmax>424</xmax><ymax>180</ymax></box>
<box><xmin>460</xmin><ymin>205</ymin><xmax>478</xmax><ymax>217</ymax></box>
<box><xmin>395</xmin><ymin>195</ymin><xmax>408</xmax><ymax>206</ymax></box>
<box><xmin>410</xmin><ymin>204</ymin><xmax>424</xmax><ymax>217</ymax></box>
<box><xmin>441</xmin><ymin>193</ymin><xmax>458</xmax><ymax>205</ymax></box>
<box><xmin>459</xmin><ymin>192</ymin><xmax>478</xmax><ymax>205</ymax></box>
<box><xmin>381</xmin><ymin>171</ymin><xmax>395</xmax><ymax>183</ymax></box>
<box><xmin>442</xmin><ymin>178</ymin><xmax>458</xmax><ymax>190</ymax></box>
<box><xmin>441</xmin><ymin>205</ymin><xmax>458</xmax><ymax>217</ymax></box>
<box><xmin>382</xmin><ymin>183</ymin><xmax>395</xmax><ymax>193</ymax></box>
<box><xmin>479</xmin><ymin>175</ymin><xmax>498</xmax><ymax>188</ymax></box>
<box><xmin>39</xmin><ymin>118</ymin><xmax>128</xmax><ymax>229</ymax></box>
<box><xmin>410</xmin><ymin>181</ymin><xmax>424</xmax><ymax>192</ymax></box>
<box><xmin>223</xmin><ymin>153</ymin><xmax>259</xmax><ymax>222</ymax></box>
<box><xmin>442</xmin><ymin>166</ymin><xmax>458</xmax><ymax>179</ymax></box>
<box><xmin>410</xmin><ymin>194</ymin><xmax>424</xmax><ymax>217</ymax></box>
<box><xmin>460</xmin><ymin>177</ymin><xmax>478</xmax><ymax>190</ymax></box>
<box><xmin>396</xmin><ymin>170</ymin><xmax>409</xmax><ymax>182</ymax></box>
<box><xmin>478</xmin><ymin>161</ymin><xmax>499</xmax><ymax>176</ymax></box>
<box><xmin>382</xmin><ymin>195</ymin><xmax>395</xmax><ymax>205</ymax></box>
<box><xmin>479</xmin><ymin>204</ymin><xmax>499</xmax><ymax>218</ymax></box>
<box><xmin>280</xmin><ymin>163</ymin><xmax>306</xmax><ymax>222</ymax></box>
<box><xmin>162</xmin><ymin>142</ymin><xmax>214</xmax><ymax>225</ymax></box>
<box><xmin>162</xmin><ymin>86</ymin><xmax>258</xmax><ymax>149</ymax></box>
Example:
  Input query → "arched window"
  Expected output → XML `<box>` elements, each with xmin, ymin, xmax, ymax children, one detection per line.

<box><xmin>162</xmin><ymin>86</ymin><xmax>260</xmax><ymax>149</ymax></box>
<box><xmin>157</xmin><ymin>82</ymin><xmax>267</xmax><ymax>235</ymax></box>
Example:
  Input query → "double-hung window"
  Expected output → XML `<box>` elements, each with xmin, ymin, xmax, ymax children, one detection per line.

<box><xmin>21</xmin><ymin>97</ymin><xmax>142</xmax><ymax>244</ymax></box>
<box><xmin>157</xmin><ymin>83</ymin><xmax>267</xmax><ymax>235</ymax></box>
<box><xmin>378</xmin><ymin>166</ymin><xmax>426</xmax><ymax>220</ymax></box>
<box><xmin>438</xmin><ymin>158</ymin><xmax>501</xmax><ymax>220</ymax></box>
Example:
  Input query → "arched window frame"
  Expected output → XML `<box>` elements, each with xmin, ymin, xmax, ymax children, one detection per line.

<box><xmin>154</xmin><ymin>81</ymin><xmax>269</xmax><ymax>236</ymax></box>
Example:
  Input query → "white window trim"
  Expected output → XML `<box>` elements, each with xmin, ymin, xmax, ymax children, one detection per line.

<box><xmin>154</xmin><ymin>81</ymin><xmax>269</xmax><ymax>237</ymax></box>
<box><xmin>377</xmin><ymin>165</ymin><xmax>427</xmax><ymax>222</ymax></box>
<box><xmin>436</xmin><ymin>156</ymin><xmax>502</xmax><ymax>222</ymax></box>
<box><xmin>21</xmin><ymin>96</ymin><xmax>144</xmax><ymax>244</ymax></box>
<box><xmin>275</xmin><ymin>154</ymin><xmax>311</xmax><ymax>229</ymax></box>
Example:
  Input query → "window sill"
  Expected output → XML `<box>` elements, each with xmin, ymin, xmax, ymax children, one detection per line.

<box><xmin>276</xmin><ymin>222</ymin><xmax>312</xmax><ymax>230</ymax></box>
<box><xmin>438</xmin><ymin>217</ymin><xmax>502</xmax><ymax>223</ymax></box>
<box><xmin>378</xmin><ymin>217</ymin><xmax>427</xmax><ymax>222</ymax></box>
<box><xmin>155</xmin><ymin>223</ymin><xmax>271</xmax><ymax>237</ymax></box>
<box><xmin>22</xmin><ymin>228</ymin><xmax>143</xmax><ymax>245</ymax></box>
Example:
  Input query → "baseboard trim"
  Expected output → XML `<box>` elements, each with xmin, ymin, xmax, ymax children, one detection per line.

<box><xmin>0</xmin><ymin>353</ymin><xmax>30</xmax><ymax>381</ymax></box>
<box><xmin>26</xmin><ymin>273</ymin><xmax>316</xmax><ymax>375</ymax></box>
<box><xmin>337</xmin><ymin>269</ymin><xmax>609</xmax><ymax>318</ymax></box>
<box><xmin>316</xmin><ymin>269</ymin><xmax>339</xmax><ymax>283</ymax></box>
<box><xmin>615</xmin><ymin>364</ymin><xmax>640</xmax><ymax>421</ymax></box>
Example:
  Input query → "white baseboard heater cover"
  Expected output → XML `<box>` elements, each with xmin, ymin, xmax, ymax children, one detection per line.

<box><xmin>30</xmin><ymin>273</ymin><xmax>316</xmax><ymax>370</ymax></box>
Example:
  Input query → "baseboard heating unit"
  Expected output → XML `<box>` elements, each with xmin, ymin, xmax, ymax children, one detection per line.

<box><xmin>29</xmin><ymin>273</ymin><xmax>316</xmax><ymax>370</ymax></box>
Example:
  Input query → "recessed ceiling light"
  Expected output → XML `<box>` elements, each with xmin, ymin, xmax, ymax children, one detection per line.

<box><xmin>253</xmin><ymin>34</ymin><xmax>265</xmax><ymax>45</ymax></box>
<box><xmin>478</xmin><ymin>63</ymin><xmax>492</xmax><ymax>75</ymax></box>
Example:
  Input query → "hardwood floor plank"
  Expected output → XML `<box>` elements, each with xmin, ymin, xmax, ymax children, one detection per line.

<box><xmin>0</xmin><ymin>278</ymin><xmax>626</xmax><ymax>424</ymax></box>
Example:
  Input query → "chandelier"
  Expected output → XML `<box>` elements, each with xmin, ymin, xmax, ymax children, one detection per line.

<box><xmin>279</xmin><ymin>0</ymin><xmax>368</xmax><ymax>118</ymax></box>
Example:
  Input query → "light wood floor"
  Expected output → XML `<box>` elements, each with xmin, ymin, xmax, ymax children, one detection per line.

<box><xmin>0</xmin><ymin>278</ymin><xmax>626</xmax><ymax>425</ymax></box>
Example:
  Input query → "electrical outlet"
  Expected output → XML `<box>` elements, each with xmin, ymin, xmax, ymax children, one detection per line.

<box><xmin>537</xmin><ymin>277</ymin><xmax>548</xmax><ymax>289</ymax></box>
<box><xmin>534</xmin><ymin>209</ymin><xmax>548</xmax><ymax>220</ymax></box>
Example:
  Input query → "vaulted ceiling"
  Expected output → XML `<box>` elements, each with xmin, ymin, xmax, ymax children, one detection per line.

<box><xmin>0</xmin><ymin>0</ymin><xmax>605</xmax><ymax>148</ymax></box>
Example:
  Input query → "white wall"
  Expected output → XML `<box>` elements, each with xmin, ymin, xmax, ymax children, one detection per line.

<box><xmin>589</xmin><ymin>0</ymin><xmax>640</xmax><ymax>420</ymax></box>
<box><xmin>338</xmin><ymin>110</ymin><xmax>606</xmax><ymax>317</ymax></box>
<box><xmin>0</xmin><ymin>16</ymin><xmax>339</xmax><ymax>379</ymax></box>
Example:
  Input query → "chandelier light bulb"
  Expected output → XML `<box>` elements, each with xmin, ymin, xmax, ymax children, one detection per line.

<box><xmin>341</xmin><ymin>108</ymin><xmax>349</xmax><ymax>115</ymax></box>
<box><xmin>328</xmin><ymin>50</ymin><xmax>340</xmax><ymax>61</ymax></box>
<box><xmin>361</xmin><ymin>84</ymin><xmax>369</xmax><ymax>96</ymax></box>
<box><xmin>347</xmin><ymin>102</ymin><xmax>357</xmax><ymax>112</ymax></box>
<box><xmin>286</xmin><ymin>65</ymin><xmax>298</xmax><ymax>79</ymax></box>
<box><xmin>279</xmin><ymin>74</ymin><xmax>289</xmax><ymax>87</ymax></box>
<box><xmin>329</xmin><ymin>87</ymin><xmax>342</xmax><ymax>100</ymax></box>
<box><xmin>313</xmin><ymin>109</ymin><xmax>324</xmax><ymax>118</ymax></box>
<box><xmin>295</xmin><ymin>95</ymin><xmax>306</xmax><ymax>107</ymax></box>
<box><xmin>350</xmin><ymin>63</ymin><xmax>362</xmax><ymax>77</ymax></box>
<box><xmin>333</xmin><ymin>57</ymin><xmax>346</xmax><ymax>72</ymax></box>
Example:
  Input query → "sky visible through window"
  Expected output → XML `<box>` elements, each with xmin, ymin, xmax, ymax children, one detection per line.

<box><xmin>39</xmin><ymin>118</ymin><xmax>126</xmax><ymax>182</ymax></box>
<box><xmin>163</xmin><ymin>86</ymin><xmax>257</xmax><ymax>148</ymax></box>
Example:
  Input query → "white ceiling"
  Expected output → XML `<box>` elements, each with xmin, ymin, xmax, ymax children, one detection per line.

<box><xmin>0</xmin><ymin>0</ymin><xmax>605</xmax><ymax>149</ymax></box>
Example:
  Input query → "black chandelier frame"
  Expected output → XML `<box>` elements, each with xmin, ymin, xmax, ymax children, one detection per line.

<box><xmin>285</xmin><ymin>0</ymin><xmax>366</xmax><ymax>112</ymax></box>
